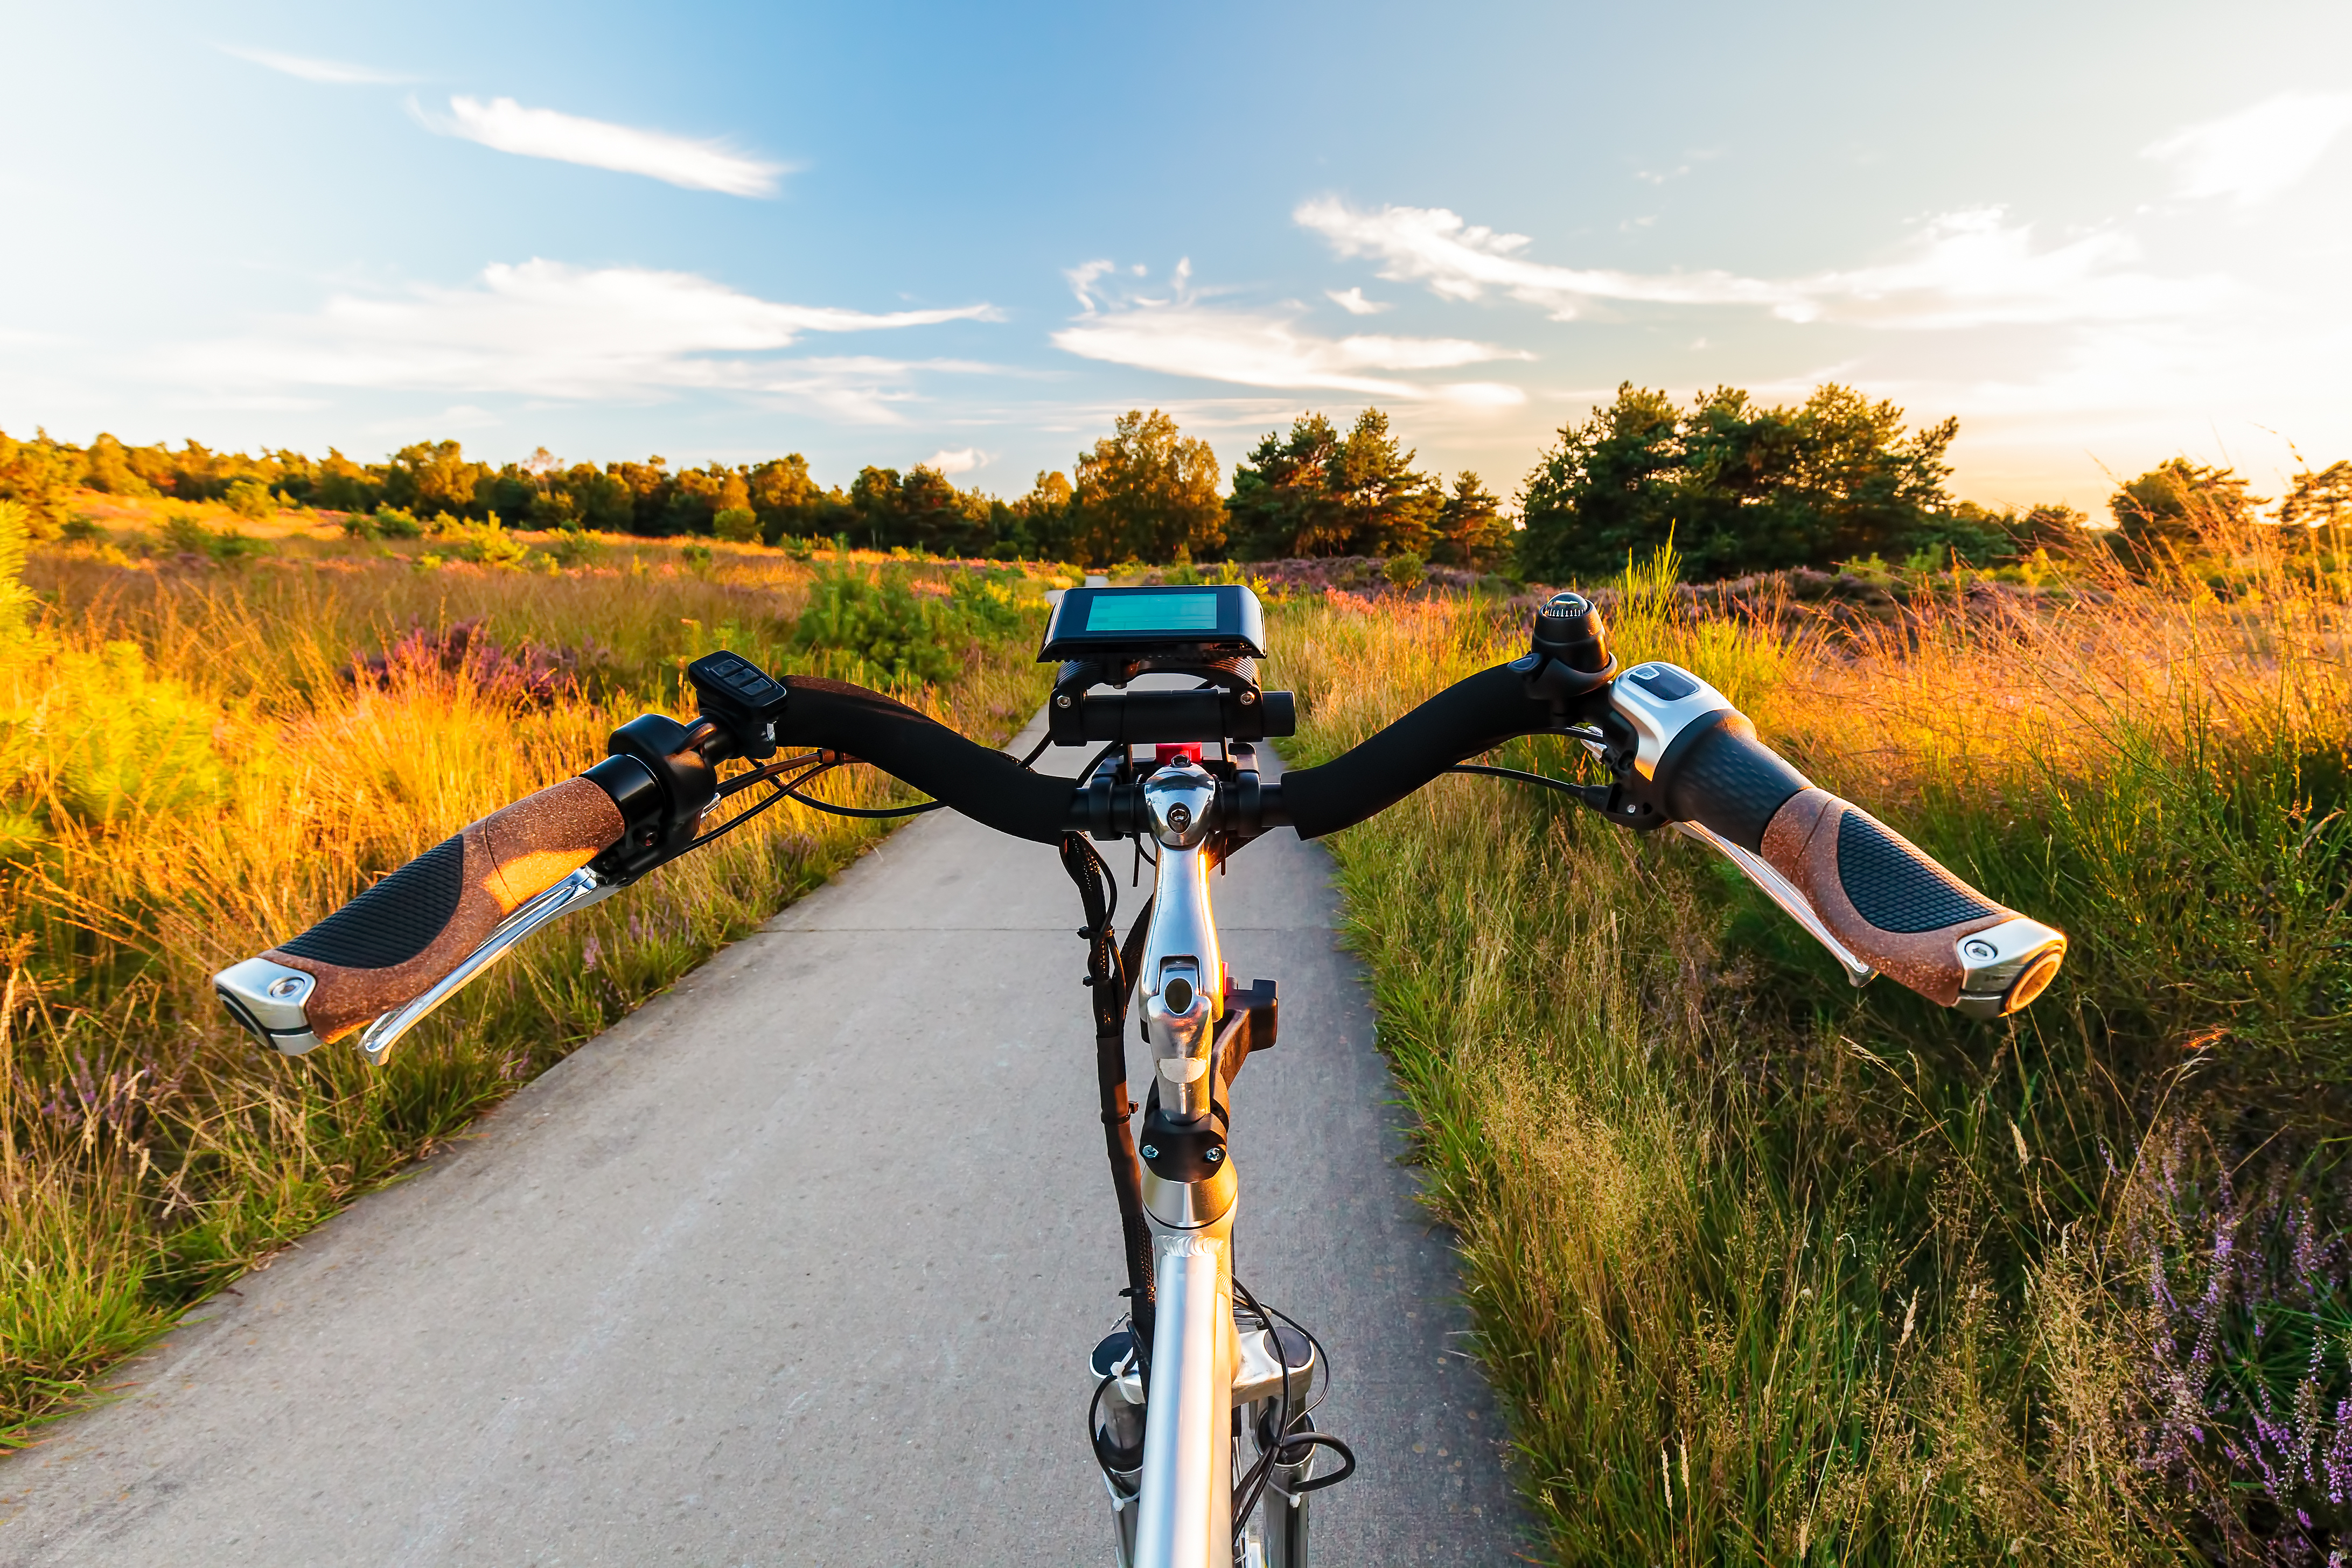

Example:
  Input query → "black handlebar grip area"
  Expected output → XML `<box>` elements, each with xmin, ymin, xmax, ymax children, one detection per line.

<box><xmin>263</xmin><ymin>778</ymin><xmax>624</xmax><ymax>1042</ymax></box>
<box><xmin>1279</xmin><ymin>662</ymin><xmax>1559</xmax><ymax>840</ymax></box>
<box><xmin>1758</xmin><ymin>789</ymin><xmax>2064</xmax><ymax>1014</ymax></box>
<box><xmin>776</xmin><ymin>676</ymin><xmax>1078</xmax><ymax>843</ymax></box>
<box><xmin>1657</xmin><ymin>713</ymin><xmax>1815</xmax><ymax>853</ymax></box>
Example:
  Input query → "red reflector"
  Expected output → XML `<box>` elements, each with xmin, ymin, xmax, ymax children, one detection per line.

<box><xmin>1154</xmin><ymin>743</ymin><xmax>1204</xmax><ymax>766</ymax></box>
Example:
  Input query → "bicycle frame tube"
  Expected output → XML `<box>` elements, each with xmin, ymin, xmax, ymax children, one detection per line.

<box><xmin>1132</xmin><ymin>1209</ymin><xmax>1238</xmax><ymax>1566</ymax></box>
<box><xmin>1129</xmin><ymin>759</ymin><xmax>1245</xmax><ymax>1568</ymax></box>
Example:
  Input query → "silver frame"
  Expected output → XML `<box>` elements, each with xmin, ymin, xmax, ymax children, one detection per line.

<box><xmin>1115</xmin><ymin>759</ymin><xmax>1318</xmax><ymax>1568</ymax></box>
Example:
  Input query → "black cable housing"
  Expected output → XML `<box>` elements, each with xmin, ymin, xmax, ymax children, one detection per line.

<box><xmin>1446</xmin><ymin>761</ymin><xmax>1607</xmax><ymax>807</ymax></box>
<box><xmin>1060</xmin><ymin>834</ymin><xmax>1156</xmax><ymax>1361</ymax></box>
<box><xmin>774</xmin><ymin>759</ymin><xmax>948</xmax><ymax>819</ymax></box>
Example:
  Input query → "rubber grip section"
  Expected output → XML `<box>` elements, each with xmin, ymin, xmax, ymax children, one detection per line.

<box><xmin>776</xmin><ymin>677</ymin><xmax>1078</xmax><ymax>843</ymax></box>
<box><xmin>1280</xmin><ymin>662</ymin><xmax>1560</xmax><ymax>840</ymax></box>
<box><xmin>1759</xmin><ymin>788</ymin><xmax>2011</xmax><ymax>1006</ymax></box>
<box><xmin>265</xmin><ymin>776</ymin><xmax>624</xmax><ymax>1042</ymax></box>
<box><xmin>1657</xmin><ymin>717</ymin><xmax>1813</xmax><ymax>853</ymax></box>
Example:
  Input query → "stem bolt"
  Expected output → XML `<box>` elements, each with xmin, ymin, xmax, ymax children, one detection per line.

<box><xmin>1205</xmin><ymin>1146</ymin><xmax>1223</xmax><ymax>1164</ymax></box>
<box><xmin>1140</xmin><ymin>1144</ymin><xmax>1158</xmax><ymax>1159</ymax></box>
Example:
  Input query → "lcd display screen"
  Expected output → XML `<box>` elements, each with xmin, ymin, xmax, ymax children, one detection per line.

<box><xmin>1083</xmin><ymin>591</ymin><xmax>1221</xmax><ymax>634</ymax></box>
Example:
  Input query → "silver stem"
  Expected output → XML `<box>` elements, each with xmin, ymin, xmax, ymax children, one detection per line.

<box><xmin>1140</xmin><ymin>762</ymin><xmax>1223</xmax><ymax>1122</ymax></box>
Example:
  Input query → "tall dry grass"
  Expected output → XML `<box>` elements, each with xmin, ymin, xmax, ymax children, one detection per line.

<box><xmin>0</xmin><ymin>513</ymin><xmax>1055</xmax><ymax>1445</ymax></box>
<box><xmin>1277</xmin><ymin>521</ymin><xmax>2352</xmax><ymax>1564</ymax></box>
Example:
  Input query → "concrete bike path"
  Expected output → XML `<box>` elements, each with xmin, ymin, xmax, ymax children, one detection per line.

<box><xmin>0</xmin><ymin>728</ymin><xmax>1527</xmax><ymax>1567</ymax></box>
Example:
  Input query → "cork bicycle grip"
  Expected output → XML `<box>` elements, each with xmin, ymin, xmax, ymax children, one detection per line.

<box><xmin>260</xmin><ymin>777</ymin><xmax>625</xmax><ymax>1044</ymax></box>
<box><xmin>1757</xmin><ymin>789</ymin><xmax>2064</xmax><ymax>1016</ymax></box>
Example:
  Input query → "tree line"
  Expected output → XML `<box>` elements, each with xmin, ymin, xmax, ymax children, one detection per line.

<box><xmin>5</xmin><ymin>393</ymin><xmax>2344</xmax><ymax>580</ymax></box>
<box><xmin>1515</xmin><ymin>382</ymin><xmax>2352</xmax><ymax>580</ymax></box>
<box><xmin>0</xmin><ymin>411</ymin><xmax>1507</xmax><ymax>571</ymax></box>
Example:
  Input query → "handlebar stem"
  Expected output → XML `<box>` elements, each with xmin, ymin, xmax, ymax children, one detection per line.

<box><xmin>1139</xmin><ymin>761</ymin><xmax>1225</xmax><ymax>1124</ymax></box>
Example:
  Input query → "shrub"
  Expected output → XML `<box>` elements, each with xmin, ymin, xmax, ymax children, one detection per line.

<box><xmin>347</xmin><ymin>618</ymin><xmax>582</xmax><ymax>708</ymax></box>
<box><xmin>222</xmin><ymin>478</ymin><xmax>276</xmax><ymax>520</ymax></box>
<box><xmin>1383</xmin><ymin>551</ymin><xmax>1426</xmax><ymax>591</ymax></box>
<box><xmin>713</xmin><ymin>506</ymin><xmax>760</xmax><ymax>544</ymax></box>
<box><xmin>792</xmin><ymin>565</ymin><xmax>976</xmax><ymax>684</ymax></box>
<box><xmin>443</xmin><ymin>517</ymin><xmax>528</xmax><ymax>568</ymax></box>
<box><xmin>160</xmin><ymin>511</ymin><xmax>262</xmax><ymax>565</ymax></box>
<box><xmin>371</xmin><ymin>506</ymin><xmax>423</xmax><ymax>538</ymax></box>
<box><xmin>545</xmin><ymin>527</ymin><xmax>605</xmax><ymax>569</ymax></box>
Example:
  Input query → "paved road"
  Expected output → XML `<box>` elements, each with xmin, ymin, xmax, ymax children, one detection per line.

<box><xmin>0</xmin><ymin>724</ymin><xmax>1526</xmax><ymax>1567</ymax></box>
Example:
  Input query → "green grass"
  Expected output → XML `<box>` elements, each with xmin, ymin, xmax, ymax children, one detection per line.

<box><xmin>1275</xmin><ymin>535</ymin><xmax>2352</xmax><ymax>1564</ymax></box>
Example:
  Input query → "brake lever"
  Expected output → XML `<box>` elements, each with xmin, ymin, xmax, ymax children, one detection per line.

<box><xmin>1672</xmin><ymin>821</ymin><xmax>1876</xmax><ymax>988</ymax></box>
<box><xmin>355</xmin><ymin>867</ymin><xmax>619</xmax><ymax>1065</ymax></box>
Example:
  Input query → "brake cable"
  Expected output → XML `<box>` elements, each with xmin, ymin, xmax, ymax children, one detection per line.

<box><xmin>1445</xmin><ymin>761</ymin><xmax>1607</xmax><ymax>808</ymax></box>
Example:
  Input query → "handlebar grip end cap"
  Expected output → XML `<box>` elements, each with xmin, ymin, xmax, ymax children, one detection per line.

<box><xmin>214</xmin><ymin>956</ymin><xmax>326</xmax><ymax>1055</ymax></box>
<box><xmin>1953</xmin><ymin>918</ymin><xmax>2068</xmax><ymax>1019</ymax></box>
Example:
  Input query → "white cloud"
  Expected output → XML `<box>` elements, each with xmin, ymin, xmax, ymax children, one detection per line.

<box><xmin>2143</xmin><ymin>92</ymin><xmax>2352</xmax><ymax>206</ymax></box>
<box><xmin>1055</xmin><ymin>306</ymin><xmax>1526</xmax><ymax>404</ymax></box>
<box><xmin>1066</xmin><ymin>260</ymin><xmax>1119</xmax><ymax>310</ymax></box>
<box><xmin>1325</xmin><ymin>286</ymin><xmax>1390</xmax><ymax>316</ymax></box>
<box><xmin>1297</xmin><ymin>198</ymin><xmax>2220</xmax><ymax>330</ymax></box>
<box><xmin>220</xmin><ymin>45</ymin><xmax>413</xmax><ymax>85</ymax></box>
<box><xmin>418</xmin><ymin>96</ymin><xmax>792</xmax><ymax>197</ymax></box>
<box><xmin>1298</xmin><ymin>197</ymin><xmax>1788</xmax><ymax>318</ymax></box>
<box><xmin>1784</xmin><ymin>209</ymin><xmax>2221</xmax><ymax>328</ymax></box>
<box><xmin>922</xmin><ymin>447</ymin><xmax>985</xmax><ymax>474</ymax></box>
<box><xmin>170</xmin><ymin>260</ymin><xmax>997</xmax><ymax>421</ymax></box>
<box><xmin>1054</xmin><ymin>259</ymin><xmax>1525</xmax><ymax>404</ymax></box>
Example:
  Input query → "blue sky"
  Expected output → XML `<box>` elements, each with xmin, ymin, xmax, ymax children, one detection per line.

<box><xmin>4</xmin><ymin>0</ymin><xmax>2349</xmax><ymax>510</ymax></box>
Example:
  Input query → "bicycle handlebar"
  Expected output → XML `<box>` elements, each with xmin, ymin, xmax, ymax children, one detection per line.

<box><xmin>217</xmin><ymin>635</ymin><xmax>2064</xmax><ymax>1056</ymax></box>
<box><xmin>1275</xmin><ymin>664</ymin><xmax>1555</xmax><ymax>840</ymax></box>
<box><xmin>777</xmin><ymin>677</ymin><xmax>1077</xmax><ymax>843</ymax></box>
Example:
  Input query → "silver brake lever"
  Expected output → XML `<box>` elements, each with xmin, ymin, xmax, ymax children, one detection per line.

<box><xmin>357</xmin><ymin>866</ymin><xmax>620</xmax><ymax>1065</ymax></box>
<box><xmin>1672</xmin><ymin>821</ymin><xmax>1876</xmax><ymax>988</ymax></box>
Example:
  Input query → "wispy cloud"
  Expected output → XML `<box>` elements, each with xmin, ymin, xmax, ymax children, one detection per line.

<box><xmin>416</xmin><ymin>96</ymin><xmax>793</xmax><ymax>197</ymax></box>
<box><xmin>1065</xmin><ymin>260</ymin><xmax>1120</xmax><ymax>311</ymax></box>
<box><xmin>220</xmin><ymin>45</ymin><xmax>413</xmax><ymax>85</ymax></box>
<box><xmin>1325</xmin><ymin>286</ymin><xmax>1391</xmax><ymax>316</ymax></box>
<box><xmin>922</xmin><ymin>447</ymin><xmax>986</xmax><ymax>474</ymax></box>
<box><xmin>170</xmin><ymin>260</ymin><xmax>997</xmax><ymax>421</ymax></box>
<box><xmin>1053</xmin><ymin>261</ymin><xmax>1527</xmax><ymax>404</ymax></box>
<box><xmin>2143</xmin><ymin>92</ymin><xmax>2352</xmax><ymax>206</ymax></box>
<box><xmin>1297</xmin><ymin>198</ymin><xmax>2220</xmax><ymax>330</ymax></box>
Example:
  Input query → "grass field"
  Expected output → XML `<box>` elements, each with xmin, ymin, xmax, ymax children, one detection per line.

<box><xmin>1278</xmin><ymin>530</ymin><xmax>2352</xmax><ymax>1564</ymax></box>
<box><xmin>9</xmin><ymin>487</ymin><xmax>2350</xmax><ymax>1565</ymax></box>
<box><xmin>0</xmin><ymin>494</ymin><xmax>1059</xmax><ymax>1445</ymax></box>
